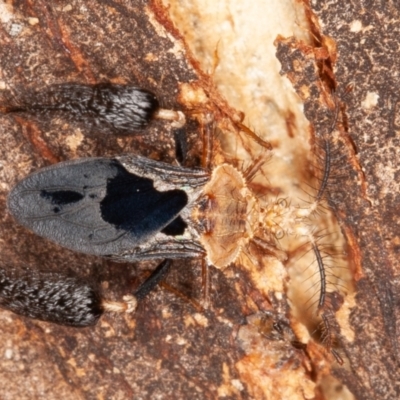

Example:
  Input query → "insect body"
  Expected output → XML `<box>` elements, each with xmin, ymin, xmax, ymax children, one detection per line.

<box><xmin>8</xmin><ymin>155</ymin><xmax>317</xmax><ymax>269</ymax></box>
<box><xmin>8</xmin><ymin>156</ymin><xmax>209</xmax><ymax>261</ymax></box>
<box><xmin>4</xmin><ymin>84</ymin><xmax>349</xmax><ymax>362</ymax></box>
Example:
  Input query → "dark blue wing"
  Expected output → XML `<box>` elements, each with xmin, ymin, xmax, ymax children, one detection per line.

<box><xmin>7</xmin><ymin>158</ymin><xmax>188</xmax><ymax>257</ymax></box>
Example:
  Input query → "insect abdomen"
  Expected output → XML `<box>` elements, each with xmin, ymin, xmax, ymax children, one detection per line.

<box><xmin>7</xmin><ymin>158</ymin><xmax>189</xmax><ymax>258</ymax></box>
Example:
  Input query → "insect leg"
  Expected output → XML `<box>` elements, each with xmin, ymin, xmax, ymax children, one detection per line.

<box><xmin>113</xmin><ymin>239</ymin><xmax>205</xmax><ymax>262</ymax></box>
<box><xmin>201</xmin><ymin>257</ymin><xmax>210</xmax><ymax>309</ymax></box>
<box><xmin>200</xmin><ymin>113</ymin><xmax>215</xmax><ymax>170</ymax></box>
<box><xmin>0</xmin><ymin>259</ymin><xmax>171</xmax><ymax>327</ymax></box>
<box><xmin>133</xmin><ymin>259</ymin><xmax>172</xmax><ymax>300</ymax></box>
<box><xmin>0</xmin><ymin>266</ymin><xmax>103</xmax><ymax>327</ymax></box>
<box><xmin>154</xmin><ymin>108</ymin><xmax>186</xmax><ymax>128</ymax></box>
<box><xmin>2</xmin><ymin>83</ymin><xmax>186</xmax><ymax>133</ymax></box>
<box><xmin>235</xmin><ymin>121</ymin><xmax>272</xmax><ymax>151</ymax></box>
<box><xmin>173</xmin><ymin>128</ymin><xmax>188</xmax><ymax>165</ymax></box>
<box><xmin>117</xmin><ymin>154</ymin><xmax>210</xmax><ymax>187</ymax></box>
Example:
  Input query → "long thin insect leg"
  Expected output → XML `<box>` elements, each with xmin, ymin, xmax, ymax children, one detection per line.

<box><xmin>314</xmin><ymin>138</ymin><xmax>331</xmax><ymax>203</ymax></box>
<box><xmin>201</xmin><ymin>257</ymin><xmax>210</xmax><ymax>309</ymax></box>
<box><xmin>311</xmin><ymin>242</ymin><xmax>326</xmax><ymax>311</ymax></box>
<box><xmin>134</xmin><ymin>259</ymin><xmax>172</xmax><ymax>300</ymax></box>
<box><xmin>201</xmin><ymin>113</ymin><xmax>215</xmax><ymax>170</ymax></box>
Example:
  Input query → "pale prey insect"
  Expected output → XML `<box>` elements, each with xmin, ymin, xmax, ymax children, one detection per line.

<box><xmin>1</xmin><ymin>82</ymin><xmax>186</xmax><ymax>133</ymax></box>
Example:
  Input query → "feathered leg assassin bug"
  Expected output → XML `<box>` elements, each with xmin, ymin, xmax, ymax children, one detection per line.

<box><xmin>4</xmin><ymin>83</ymin><xmax>276</xmax><ymax>325</ymax></box>
<box><xmin>4</xmin><ymin>81</ymin><xmax>351</xmax><ymax>369</ymax></box>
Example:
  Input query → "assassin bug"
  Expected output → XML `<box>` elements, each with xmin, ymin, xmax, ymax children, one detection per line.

<box><xmin>5</xmin><ymin>81</ymin><xmax>350</xmax><ymax>369</ymax></box>
<box><xmin>4</xmin><ymin>81</ymin><xmax>276</xmax><ymax>325</ymax></box>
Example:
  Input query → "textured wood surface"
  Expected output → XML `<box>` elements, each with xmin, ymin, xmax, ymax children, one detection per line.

<box><xmin>1</xmin><ymin>1</ymin><xmax>397</xmax><ymax>399</ymax></box>
<box><xmin>0</xmin><ymin>1</ymin><xmax>310</xmax><ymax>399</ymax></box>
<box><xmin>276</xmin><ymin>1</ymin><xmax>400</xmax><ymax>398</ymax></box>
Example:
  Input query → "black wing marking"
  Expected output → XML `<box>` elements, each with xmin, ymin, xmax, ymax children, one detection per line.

<box><xmin>7</xmin><ymin>158</ymin><xmax>188</xmax><ymax>257</ymax></box>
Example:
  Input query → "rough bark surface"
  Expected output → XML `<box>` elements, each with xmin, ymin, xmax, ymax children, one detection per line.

<box><xmin>276</xmin><ymin>1</ymin><xmax>400</xmax><ymax>398</ymax></box>
<box><xmin>1</xmin><ymin>0</ymin><xmax>396</xmax><ymax>399</ymax></box>
<box><xmin>0</xmin><ymin>1</ymin><xmax>308</xmax><ymax>399</ymax></box>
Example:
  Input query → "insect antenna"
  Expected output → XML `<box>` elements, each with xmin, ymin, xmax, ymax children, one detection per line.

<box><xmin>235</xmin><ymin>121</ymin><xmax>272</xmax><ymax>151</ymax></box>
<box><xmin>319</xmin><ymin>309</ymin><xmax>344</xmax><ymax>365</ymax></box>
<box><xmin>158</xmin><ymin>281</ymin><xmax>205</xmax><ymax>313</ymax></box>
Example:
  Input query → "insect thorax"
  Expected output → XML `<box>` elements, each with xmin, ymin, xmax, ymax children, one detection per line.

<box><xmin>191</xmin><ymin>164</ymin><xmax>259</xmax><ymax>269</ymax></box>
<box><xmin>190</xmin><ymin>162</ymin><xmax>320</xmax><ymax>270</ymax></box>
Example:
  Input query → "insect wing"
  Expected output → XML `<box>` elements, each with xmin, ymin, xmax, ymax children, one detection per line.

<box><xmin>7</xmin><ymin>158</ymin><xmax>188</xmax><ymax>257</ymax></box>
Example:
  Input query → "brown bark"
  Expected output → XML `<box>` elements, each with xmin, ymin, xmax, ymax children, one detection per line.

<box><xmin>276</xmin><ymin>1</ymin><xmax>400</xmax><ymax>398</ymax></box>
<box><xmin>0</xmin><ymin>0</ymin><xmax>397</xmax><ymax>399</ymax></box>
<box><xmin>0</xmin><ymin>1</ymin><xmax>307</xmax><ymax>399</ymax></box>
